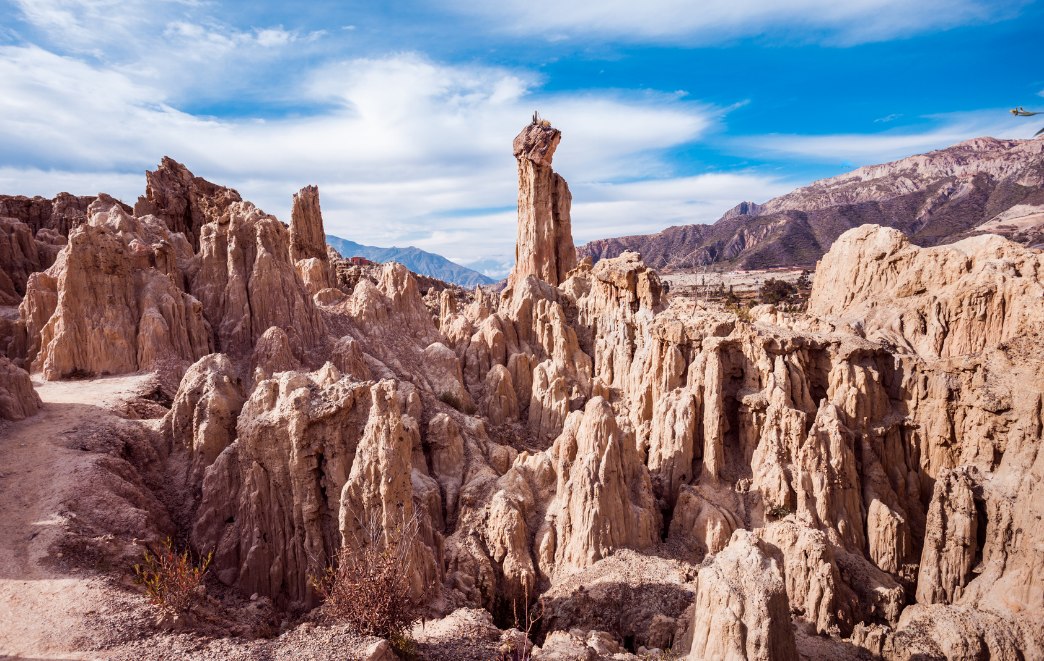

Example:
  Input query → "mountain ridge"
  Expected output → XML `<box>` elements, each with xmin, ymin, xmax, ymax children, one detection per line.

<box><xmin>581</xmin><ymin>136</ymin><xmax>1044</xmax><ymax>271</ymax></box>
<box><xmin>325</xmin><ymin>234</ymin><xmax>496</xmax><ymax>287</ymax></box>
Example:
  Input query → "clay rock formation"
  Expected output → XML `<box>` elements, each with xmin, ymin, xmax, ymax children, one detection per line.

<box><xmin>6</xmin><ymin>123</ymin><xmax>1043</xmax><ymax>660</ymax></box>
<box><xmin>0</xmin><ymin>191</ymin><xmax>97</xmax><ymax>237</ymax></box>
<box><xmin>685</xmin><ymin>530</ymin><xmax>798</xmax><ymax>661</ymax></box>
<box><xmin>508</xmin><ymin>120</ymin><xmax>576</xmax><ymax>288</ymax></box>
<box><xmin>21</xmin><ymin>199</ymin><xmax>211</xmax><ymax>379</ymax></box>
<box><xmin>809</xmin><ymin>224</ymin><xmax>1044</xmax><ymax>358</ymax></box>
<box><xmin>192</xmin><ymin>200</ymin><xmax>326</xmax><ymax>361</ymax></box>
<box><xmin>192</xmin><ymin>370</ymin><xmax>443</xmax><ymax>606</ymax></box>
<box><xmin>134</xmin><ymin>156</ymin><xmax>242</xmax><ymax>251</ymax></box>
<box><xmin>0</xmin><ymin>217</ymin><xmax>65</xmax><ymax>304</ymax></box>
<box><xmin>290</xmin><ymin>185</ymin><xmax>334</xmax><ymax>294</ymax></box>
<box><xmin>167</xmin><ymin>353</ymin><xmax>245</xmax><ymax>478</ymax></box>
<box><xmin>0</xmin><ymin>355</ymin><xmax>41</xmax><ymax>420</ymax></box>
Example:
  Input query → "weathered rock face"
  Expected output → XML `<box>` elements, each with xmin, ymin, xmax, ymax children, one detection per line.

<box><xmin>474</xmin><ymin>397</ymin><xmax>659</xmax><ymax>604</ymax></box>
<box><xmin>809</xmin><ymin>224</ymin><xmax>1044</xmax><ymax>358</ymax></box>
<box><xmin>508</xmin><ymin>121</ymin><xmax>576</xmax><ymax>288</ymax></box>
<box><xmin>685</xmin><ymin>530</ymin><xmax>798</xmax><ymax>661</ymax></box>
<box><xmin>134</xmin><ymin>156</ymin><xmax>242</xmax><ymax>252</ymax></box>
<box><xmin>192</xmin><ymin>371</ymin><xmax>443</xmax><ymax>606</ymax></box>
<box><xmin>0</xmin><ymin>192</ymin><xmax>97</xmax><ymax>237</ymax></box>
<box><xmin>21</xmin><ymin>201</ymin><xmax>211</xmax><ymax>379</ymax></box>
<box><xmin>167</xmin><ymin>353</ymin><xmax>245</xmax><ymax>480</ymax></box>
<box><xmin>191</xmin><ymin>201</ymin><xmax>326</xmax><ymax>362</ymax></box>
<box><xmin>290</xmin><ymin>185</ymin><xmax>334</xmax><ymax>295</ymax></box>
<box><xmin>0</xmin><ymin>356</ymin><xmax>41</xmax><ymax>420</ymax></box>
<box><xmin>290</xmin><ymin>185</ymin><xmax>327</xmax><ymax>263</ymax></box>
<box><xmin>0</xmin><ymin>217</ymin><xmax>65</xmax><ymax>304</ymax></box>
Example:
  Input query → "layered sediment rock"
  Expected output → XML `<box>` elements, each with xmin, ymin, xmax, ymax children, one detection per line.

<box><xmin>809</xmin><ymin>224</ymin><xmax>1044</xmax><ymax>358</ymax></box>
<box><xmin>191</xmin><ymin>201</ymin><xmax>326</xmax><ymax>361</ymax></box>
<box><xmin>192</xmin><ymin>371</ymin><xmax>443</xmax><ymax>606</ymax></box>
<box><xmin>290</xmin><ymin>185</ymin><xmax>334</xmax><ymax>295</ymax></box>
<box><xmin>134</xmin><ymin>157</ymin><xmax>242</xmax><ymax>251</ymax></box>
<box><xmin>0</xmin><ymin>192</ymin><xmax>96</xmax><ymax>237</ymax></box>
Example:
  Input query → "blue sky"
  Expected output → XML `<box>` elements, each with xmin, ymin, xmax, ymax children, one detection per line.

<box><xmin>1</xmin><ymin>0</ymin><xmax>1042</xmax><ymax>277</ymax></box>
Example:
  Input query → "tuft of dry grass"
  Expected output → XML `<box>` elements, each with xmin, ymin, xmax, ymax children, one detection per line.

<box><xmin>310</xmin><ymin>513</ymin><xmax>425</xmax><ymax>644</ymax></box>
<box><xmin>133</xmin><ymin>537</ymin><xmax>212</xmax><ymax>613</ymax></box>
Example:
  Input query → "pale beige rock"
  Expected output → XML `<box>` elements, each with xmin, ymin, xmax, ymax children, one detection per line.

<box><xmin>508</xmin><ymin>121</ymin><xmax>576</xmax><ymax>288</ymax></box>
<box><xmin>809</xmin><ymin>224</ymin><xmax>1044</xmax><ymax>358</ymax></box>
<box><xmin>540</xmin><ymin>398</ymin><xmax>660</xmax><ymax>578</ymax></box>
<box><xmin>22</xmin><ymin>203</ymin><xmax>211</xmax><ymax>379</ymax></box>
<box><xmin>483</xmin><ymin>364</ymin><xmax>519</xmax><ymax>425</ymax></box>
<box><xmin>916</xmin><ymin>467</ymin><xmax>980</xmax><ymax>605</ymax></box>
<box><xmin>167</xmin><ymin>353</ymin><xmax>245</xmax><ymax>476</ymax></box>
<box><xmin>339</xmin><ymin>380</ymin><xmax>441</xmax><ymax>599</ymax></box>
<box><xmin>669</xmin><ymin>486</ymin><xmax>740</xmax><ymax>557</ymax></box>
<box><xmin>193</xmin><ymin>372</ymin><xmax>440</xmax><ymax>606</ymax></box>
<box><xmin>686</xmin><ymin>530</ymin><xmax>798</xmax><ymax>661</ymax></box>
<box><xmin>0</xmin><ymin>356</ymin><xmax>41</xmax><ymax>420</ymax></box>
<box><xmin>421</xmin><ymin>342</ymin><xmax>472</xmax><ymax>410</ymax></box>
<box><xmin>192</xmin><ymin>201</ymin><xmax>325</xmax><ymax>362</ymax></box>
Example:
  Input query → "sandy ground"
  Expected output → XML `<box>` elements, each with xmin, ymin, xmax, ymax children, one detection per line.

<box><xmin>0</xmin><ymin>374</ymin><xmax>152</xmax><ymax>660</ymax></box>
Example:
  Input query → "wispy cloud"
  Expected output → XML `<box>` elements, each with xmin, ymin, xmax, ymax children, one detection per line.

<box><xmin>440</xmin><ymin>0</ymin><xmax>1028</xmax><ymax>45</ymax></box>
<box><xmin>736</xmin><ymin>110</ymin><xmax>1041</xmax><ymax>164</ymax></box>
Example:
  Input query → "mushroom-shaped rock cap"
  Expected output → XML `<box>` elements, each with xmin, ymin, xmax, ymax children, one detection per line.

<box><xmin>513</xmin><ymin>123</ymin><xmax>561</xmax><ymax>166</ymax></box>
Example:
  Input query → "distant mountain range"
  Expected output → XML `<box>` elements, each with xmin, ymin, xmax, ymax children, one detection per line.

<box><xmin>581</xmin><ymin>137</ymin><xmax>1044</xmax><ymax>271</ymax></box>
<box><xmin>326</xmin><ymin>235</ymin><xmax>496</xmax><ymax>287</ymax></box>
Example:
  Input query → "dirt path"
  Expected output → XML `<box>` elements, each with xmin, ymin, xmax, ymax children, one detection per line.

<box><xmin>0</xmin><ymin>374</ymin><xmax>152</xmax><ymax>660</ymax></box>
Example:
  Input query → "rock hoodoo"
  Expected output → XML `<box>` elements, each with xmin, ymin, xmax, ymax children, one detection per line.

<box><xmin>508</xmin><ymin>118</ymin><xmax>577</xmax><ymax>288</ymax></box>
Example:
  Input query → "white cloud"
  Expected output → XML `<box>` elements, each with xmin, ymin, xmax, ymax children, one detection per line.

<box><xmin>739</xmin><ymin>111</ymin><xmax>1042</xmax><ymax>165</ymax></box>
<box><xmin>0</xmin><ymin>42</ymin><xmax>729</xmax><ymax>266</ymax></box>
<box><xmin>441</xmin><ymin>0</ymin><xmax>1026</xmax><ymax>45</ymax></box>
<box><xmin>9</xmin><ymin>0</ymin><xmax>325</xmax><ymax>103</ymax></box>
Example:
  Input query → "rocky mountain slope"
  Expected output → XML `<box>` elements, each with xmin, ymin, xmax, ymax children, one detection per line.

<box><xmin>1</xmin><ymin>121</ymin><xmax>1042</xmax><ymax>660</ymax></box>
<box><xmin>582</xmin><ymin>136</ymin><xmax>1044</xmax><ymax>270</ymax></box>
<box><xmin>325</xmin><ymin>235</ymin><xmax>496</xmax><ymax>287</ymax></box>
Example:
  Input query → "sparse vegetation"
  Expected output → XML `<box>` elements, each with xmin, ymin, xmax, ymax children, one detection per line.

<box><xmin>758</xmin><ymin>278</ymin><xmax>798</xmax><ymax>305</ymax></box>
<box><xmin>796</xmin><ymin>270</ymin><xmax>812</xmax><ymax>291</ymax></box>
<box><xmin>496</xmin><ymin>586</ymin><xmax>542</xmax><ymax>661</ymax></box>
<box><xmin>132</xmin><ymin>537</ymin><xmax>212</xmax><ymax>613</ymax></box>
<box><xmin>310</xmin><ymin>513</ymin><xmax>425</xmax><ymax>647</ymax></box>
<box><xmin>726</xmin><ymin>302</ymin><xmax>752</xmax><ymax>322</ymax></box>
<box><xmin>767</xmin><ymin>504</ymin><xmax>794</xmax><ymax>520</ymax></box>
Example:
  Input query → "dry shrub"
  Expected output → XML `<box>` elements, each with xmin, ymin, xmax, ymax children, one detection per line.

<box><xmin>310</xmin><ymin>512</ymin><xmax>425</xmax><ymax>642</ymax></box>
<box><xmin>496</xmin><ymin>586</ymin><xmax>542</xmax><ymax>661</ymax></box>
<box><xmin>133</xmin><ymin>537</ymin><xmax>212</xmax><ymax>613</ymax></box>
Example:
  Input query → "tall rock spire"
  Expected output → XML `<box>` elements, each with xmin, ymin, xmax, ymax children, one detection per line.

<box><xmin>508</xmin><ymin>118</ymin><xmax>577</xmax><ymax>288</ymax></box>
